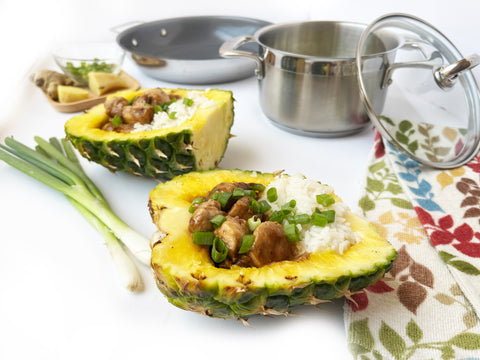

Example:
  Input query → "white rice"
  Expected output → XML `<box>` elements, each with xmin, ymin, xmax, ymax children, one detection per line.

<box><xmin>260</xmin><ymin>174</ymin><xmax>360</xmax><ymax>255</ymax></box>
<box><xmin>131</xmin><ymin>90</ymin><xmax>216</xmax><ymax>133</ymax></box>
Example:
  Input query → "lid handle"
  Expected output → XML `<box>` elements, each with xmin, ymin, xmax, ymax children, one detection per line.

<box><xmin>434</xmin><ymin>53</ymin><xmax>480</xmax><ymax>88</ymax></box>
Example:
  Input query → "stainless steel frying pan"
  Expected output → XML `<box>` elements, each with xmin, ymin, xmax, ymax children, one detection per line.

<box><xmin>116</xmin><ymin>16</ymin><xmax>271</xmax><ymax>84</ymax></box>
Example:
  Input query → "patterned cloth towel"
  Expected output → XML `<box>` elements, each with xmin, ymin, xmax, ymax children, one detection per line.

<box><xmin>344</xmin><ymin>130</ymin><xmax>480</xmax><ymax>359</ymax></box>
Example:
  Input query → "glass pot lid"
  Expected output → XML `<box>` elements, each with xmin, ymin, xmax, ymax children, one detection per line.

<box><xmin>356</xmin><ymin>13</ymin><xmax>480</xmax><ymax>168</ymax></box>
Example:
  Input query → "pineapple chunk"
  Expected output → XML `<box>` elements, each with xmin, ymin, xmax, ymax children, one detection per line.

<box><xmin>88</xmin><ymin>72</ymin><xmax>128</xmax><ymax>95</ymax></box>
<box><xmin>57</xmin><ymin>85</ymin><xmax>89</xmax><ymax>103</ymax></box>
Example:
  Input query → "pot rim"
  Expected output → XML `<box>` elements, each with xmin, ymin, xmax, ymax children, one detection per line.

<box><xmin>253</xmin><ymin>20</ymin><xmax>401</xmax><ymax>61</ymax></box>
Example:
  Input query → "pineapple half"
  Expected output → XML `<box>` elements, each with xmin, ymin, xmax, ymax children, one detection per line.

<box><xmin>65</xmin><ymin>88</ymin><xmax>234</xmax><ymax>180</ymax></box>
<box><xmin>149</xmin><ymin>169</ymin><xmax>397</xmax><ymax>319</ymax></box>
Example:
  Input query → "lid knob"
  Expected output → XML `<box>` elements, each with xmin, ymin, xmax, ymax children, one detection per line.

<box><xmin>434</xmin><ymin>53</ymin><xmax>480</xmax><ymax>88</ymax></box>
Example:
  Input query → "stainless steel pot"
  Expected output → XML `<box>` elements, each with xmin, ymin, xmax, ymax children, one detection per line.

<box><xmin>116</xmin><ymin>16</ymin><xmax>271</xmax><ymax>84</ymax></box>
<box><xmin>220</xmin><ymin>21</ymin><xmax>401</xmax><ymax>137</ymax></box>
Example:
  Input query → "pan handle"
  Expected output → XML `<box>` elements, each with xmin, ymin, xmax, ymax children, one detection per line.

<box><xmin>219</xmin><ymin>36</ymin><xmax>264</xmax><ymax>79</ymax></box>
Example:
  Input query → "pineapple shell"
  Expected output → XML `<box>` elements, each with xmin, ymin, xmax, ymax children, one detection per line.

<box><xmin>149</xmin><ymin>169</ymin><xmax>397</xmax><ymax>319</ymax></box>
<box><xmin>64</xmin><ymin>88</ymin><xmax>234</xmax><ymax>180</ymax></box>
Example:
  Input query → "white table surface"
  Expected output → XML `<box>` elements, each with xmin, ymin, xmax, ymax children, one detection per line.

<box><xmin>1</xmin><ymin>1</ymin><xmax>479</xmax><ymax>359</ymax></box>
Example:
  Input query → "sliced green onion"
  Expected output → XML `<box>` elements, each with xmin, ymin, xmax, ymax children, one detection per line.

<box><xmin>287</xmin><ymin>214</ymin><xmax>311</xmax><ymax>225</ymax></box>
<box><xmin>128</xmin><ymin>97</ymin><xmax>136</xmax><ymax>105</ymax></box>
<box><xmin>210</xmin><ymin>191</ymin><xmax>232</xmax><ymax>208</ymax></box>
<box><xmin>321</xmin><ymin>209</ymin><xmax>336</xmax><ymax>223</ymax></box>
<box><xmin>281</xmin><ymin>200</ymin><xmax>296</xmax><ymax>212</ymax></box>
<box><xmin>239</xmin><ymin>234</ymin><xmax>255</xmax><ymax>254</ymax></box>
<box><xmin>189</xmin><ymin>196</ymin><xmax>205</xmax><ymax>213</ymax></box>
<box><xmin>232</xmin><ymin>187</ymin><xmax>256</xmax><ymax>199</ymax></box>
<box><xmin>211</xmin><ymin>237</ymin><xmax>228</xmax><ymax>263</ymax></box>
<box><xmin>249</xmin><ymin>183</ymin><xmax>266</xmax><ymax>192</ymax></box>
<box><xmin>153</xmin><ymin>105</ymin><xmax>163</xmax><ymax>114</ymax></box>
<box><xmin>269</xmin><ymin>210</ymin><xmax>285</xmax><ymax>223</ymax></box>
<box><xmin>267</xmin><ymin>187</ymin><xmax>278</xmax><ymax>202</ymax></box>
<box><xmin>161</xmin><ymin>102</ymin><xmax>170</xmax><ymax>111</ymax></box>
<box><xmin>249</xmin><ymin>199</ymin><xmax>271</xmax><ymax>214</ymax></box>
<box><xmin>111</xmin><ymin>115</ymin><xmax>123</xmax><ymax>127</ymax></box>
<box><xmin>183</xmin><ymin>98</ymin><xmax>194</xmax><ymax>106</ymax></box>
<box><xmin>247</xmin><ymin>216</ymin><xmax>261</xmax><ymax>231</ymax></box>
<box><xmin>284</xmin><ymin>223</ymin><xmax>301</xmax><ymax>242</ymax></box>
<box><xmin>311</xmin><ymin>212</ymin><xmax>328</xmax><ymax>227</ymax></box>
<box><xmin>168</xmin><ymin>111</ymin><xmax>177</xmax><ymax>120</ymax></box>
<box><xmin>316</xmin><ymin>194</ymin><xmax>335</xmax><ymax>207</ymax></box>
<box><xmin>210</xmin><ymin>214</ymin><xmax>226</xmax><ymax>229</ymax></box>
<box><xmin>192</xmin><ymin>231</ymin><xmax>215</xmax><ymax>245</ymax></box>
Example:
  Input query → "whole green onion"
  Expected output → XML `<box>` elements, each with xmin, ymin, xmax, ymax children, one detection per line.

<box><xmin>0</xmin><ymin>136</ymin><xmax>150</xmax><ymax>291</ymax></box>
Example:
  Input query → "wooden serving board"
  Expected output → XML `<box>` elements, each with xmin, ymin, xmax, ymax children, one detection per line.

<box><xmin>44</xmin><ymin>71</ymin><xmax>141</xmax><ymax>113</ymax></box>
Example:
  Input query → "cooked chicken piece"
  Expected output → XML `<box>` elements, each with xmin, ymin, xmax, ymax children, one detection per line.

<box><xmin>249</xmin><ymin>221</ymin><xmax>297</xmax><ymax>267</ymax></box>
<box><xmin>214</xmin><ymin>216</ymin><xmax>249</xmax><ymax>262</ymax></box>
<box><xmin>104</xmin><ymin>96</ymin><xmax>128</xmax><ymax>117</ymax></box>
<box><xmin>102</xmin><ymin>122</ymin><xmax>135</xmax><ymax>133</ymax></box>
<box><xmin>228</xmin><ymin>196</ymin><xmax>254</xmax><ymax>220</ymax></box>
<box><xmin>121</xmin><ymin>105</ymin><xmax>154</xmax><ymax>125</ymax></box>
<box><xmin>188</xmin><ymin>199</ymin><xmax>225</xmax><ymax>233</ymax></box>
<box><xmin>132</xmin><ymin>88</ymin><xmax>172</xmax><ymax>107</ymax></box>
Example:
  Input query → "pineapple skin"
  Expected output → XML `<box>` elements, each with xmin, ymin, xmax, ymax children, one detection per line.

<box><xmin>64</xmin><ymin>88</ymin><xmax>234</xmax><ymax>180</ymax></box>
<box><xmin>149</xmin><ymin>169</ymin><xmax>397</xmax><ymax>319</ymax></box>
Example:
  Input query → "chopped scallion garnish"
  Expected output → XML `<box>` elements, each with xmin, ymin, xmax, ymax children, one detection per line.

<box><xmin>211</xmin><ymin>237</ymin><xmax>228</xmax><ymax>263</ymax></box>
<box><xmin>267</xmin><ymin>187</ymin><xmax>278</xmax><ymax>202</ymax></box>
<box><xmin>232</xmin><ymin>187</ymin><xmax>256</xmax><ymax>199</ymax></box>
<box><xmin>239</xmin><ymin>234</ymin><xmax>255</xmax><ymax>254</ymax></box>
<box><xmin>189</xmin><ymin>197</ymin><xmax>205</xmax><ymax>213</ymax></box>
<box><xmin>287</xmin><ymin>213</ymin><xmax>311</xmax><ymax>225</ymax></box>
<box><xmin>210</xmin><ymin>191</ymin><xmax>232</xmax><ymax>208</ymax></box>
<box><xmin>249</xmin><ymin>199</ymin><xmax>271</xmax><ymax>214</ymax></box>
<box><xmin>168</xmin><ymin>111</ymin><xmax>177</xmax><ymax>120</ymax></box>
<box><xmin>284</xmin><ymin>223</ymin><xmax>301</xmax><ymax>242</ymax></box>
<box><xmin>316</xmin><ymin>194</ymin><xmax>335</xmax><ymax>207</ymax></box>
<box><xmin>210</xmin><ymin>214</ymin><xmax>226</xmax><ymax>229</ymax></box>
<box><xmin>192</xmin><ymin>231</ymin><xmax>215</xmax><ymax>245</ymax></box>
<box><xmin>111</xmin><ymin>115</ymin><xmax>123</xmax><ymax>127</ymax></box>
<box><xmin>249</xmin><ymin>184</ymin><xmax>266</xmax><ymax>192</ymax></box>
<box><xmin>183</xmin><ymin>98</ymin><xmax>194</xmax><ymax>106</ymax></box>
<box><xmin>153</xmin><ymin>105</ymin><xmax>163</xmax><ymax>114</ymax></box>
<box><xmin>311</xmin><ymin>212</ymin><xmax>328</xmax><ymax>227</ymax></box>
<box><xmin>247</xmin><ymin>216</ymin><xmax>261</xmax><ymax>231</ymax></box>
<box><xmin>314</xmin><ymin>208</ymin><xmax>336</xmax><ymax>223</ymax></box>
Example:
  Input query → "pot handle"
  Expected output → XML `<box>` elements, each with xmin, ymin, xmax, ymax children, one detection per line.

<box><xmin>219</xmin><ymin>36</ymin><xmax>264</xmax><ymax>79</ymax></box>
<box><xmin>382</xmin><ymin>40</ymin><xmax>480</xmax><ymax>89</ymax></box>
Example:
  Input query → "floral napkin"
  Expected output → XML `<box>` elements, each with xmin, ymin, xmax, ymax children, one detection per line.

<box><xmin>344</xmin><ymin>130</ymin><xmax>480</xmax><ymax>359</ymax></box>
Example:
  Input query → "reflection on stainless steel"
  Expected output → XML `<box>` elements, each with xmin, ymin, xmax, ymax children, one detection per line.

<box><xmin>221</xmin><ymin>21</ymin><xmax>401</xmax><ymax>137</ymax></box>
<box><xmin>435</xmin><ymin>53</ymin><xmax>480</xmax><ymax>89</ymax></box>
<box><xmin>116</xmin><ymin>16</ymin><xmax>271</xmax><ymax>84</ymax></box>
<box><xmin>357</xmin><ymin>13</ymin><xmax>480</xmax><ymax>168</ymax></box>
<box><xmin>131</xmin><ymin>54</ymin><xmax>166</xmax><ymax>67</ymax></box>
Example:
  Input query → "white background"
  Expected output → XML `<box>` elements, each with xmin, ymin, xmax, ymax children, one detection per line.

<box><xmin>1</xmin><ymin>1</ymin><xmax>479</xmax><ymax>359</ymax></box>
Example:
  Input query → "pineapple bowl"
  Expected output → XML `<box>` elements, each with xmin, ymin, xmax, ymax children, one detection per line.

<box><xmin>65</xmin><ymin>87</ymin><xmax>234</xmax><ymax>180</ymax></box>
<box><xmin>148</xmin><ymin>169</ymin><xmax>397</xmax><ymax>320</ymax></box>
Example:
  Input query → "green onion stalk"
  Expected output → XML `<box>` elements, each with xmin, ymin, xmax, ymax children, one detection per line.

<box><xmin>0</xmin><ymin>136</ymin><xmax>150</xmax><ymax>292</ymax></box>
